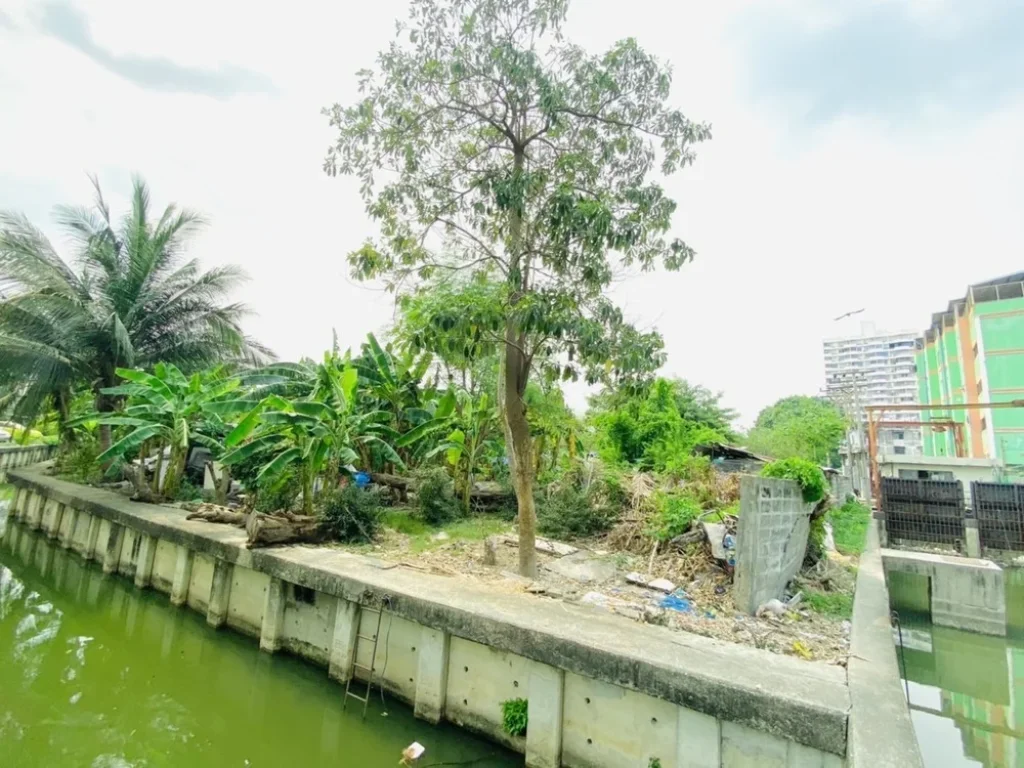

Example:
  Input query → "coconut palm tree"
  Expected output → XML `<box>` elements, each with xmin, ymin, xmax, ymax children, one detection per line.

<box><xmin>0</xmin><ymin>175</ymin><xmax>269</xmax><ymax>448</ymax></box>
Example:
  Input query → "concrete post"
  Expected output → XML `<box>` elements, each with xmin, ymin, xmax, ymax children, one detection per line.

<box><xmin>102</xmin><ymin>523</ymin><xmax>125</xmax><ymax>574</ymax></box>
<box><xmin>675</xmin><ymin>707</ymin><xmax>721</xmax><ymax>768</ymax></box>
<box><xmin>44</xmin><ymin>499</ymin><xmax>64</xmax><ymax>539</ymax></box>
<box><xmin>207</xmin><ymin>559</ymin><xmax>233</xmax><ymax>628</ymax></box>
<box><xmin>85</xmin><ymin>515</ymin><xmax>102</xmax><ymax>561</ymax></box>
<box><xmin>61</xmin><ymin>508</ymin><xmax>80</xmax><ymax>550</ymax></box>
<box><xmin>874</xmin><ymin>511</ymin><xmax>888</xmax><ymax>548</ymax></box>
<box><xmin>134</xmin><ymin>534</ymin><xmax>157</xmax><ymax>589</ymax></box>
<box><xmin>525</xmin><ymin>665</ymin><xmax>564</xmax><ymax>768</ymax></box>
<box><xmin>170</xmin><ymin>548</ymin><xmax>194</xmax><ymax>607</ymax></box>
<box><xmin>964</xmin><ymin>518</ymin><xmax>982</xmax><ymax>559</ymax></box>
<box><xmin>413</xmin><ymin>627</ymin><xmax>450</xmax><ymax>724</ymax></box>
<box><xmin>260</xmin><ymin>577</ymin><xmax>288</xmax><ymax>653</ymax></box>
<box><xmin>328</xmin><ymin>597</ymin><xmax>361</xmax><ymax>681</ymax></box>
<box><xmin>11</xmin><ymin>487</ymin><xmax>23</xmax><ymax>520</ymax></box>
<box><xmin>26</xmin><ymin>493</ymin><xmax>44</xmax><ymax>531</ymax></box>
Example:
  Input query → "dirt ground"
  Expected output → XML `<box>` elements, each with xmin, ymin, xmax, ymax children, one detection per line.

<box><xmin>347</xmin><ymin>515</ymin><xmax>854</xmax><ymax>665</ymax></box>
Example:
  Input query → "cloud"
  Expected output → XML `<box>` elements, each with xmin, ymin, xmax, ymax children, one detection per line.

<box><xmin>34</xmin><ymin>1</ymin><xmax>274</xmax><ymax>99</ymax></box>
<box><xmin>737</xmin><ymin>0</ymin><xmax>1024</xmax><ymax>122</ymax></box>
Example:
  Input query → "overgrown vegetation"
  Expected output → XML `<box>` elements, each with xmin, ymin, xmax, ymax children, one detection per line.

<box><xmin>804</xmin><ymin>589</ymin><xmax>854</xmax><ymax>619</ymax></box>
<box><xmin>828</xmin><ymin>500</ymin><xmax>871</xmax><ymax>556</ymax></box>
<box><xmin>747</xmin><ymin>396</ymin><xmax>846</xmax><ymax>467</ymax></box>
<box><xmin>414</xmin><ymin>467</ymin><xmax>460</xmax><ymax>525</ymax></box>
<box><xmin>318</xmin><ymin>485</ymin><xmax>383</xmax><ymax>543</ymax></box>
<box><xmin>761</xmin><ymin>458</ymin><xmax>828</xmax><ymax>503</ymax></box>
<box><xmin>500</xmin><ymin>698</ymin><xmax>528</xmax><ymax>738</ymax></box>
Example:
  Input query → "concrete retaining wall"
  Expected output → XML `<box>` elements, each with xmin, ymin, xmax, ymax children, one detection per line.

<box><xmin>3</xmin><ymin>465</ymin><xmax>853</xmax><ymax>768</ymax></box>
<box><xmin>881</xmin><ymin>549</ymin><xmax>1006</xmax><ymax>636</ymax></box>
<box><xmin>847</xmin><ymin>520</ymin><xmax>924</xmax><ymax>768</ymax></box>
<box><xmin>0</xmin><ymin>444</ymin><xmax>56</xmax><ymax>480</ymax></box>
<box><xmin>734</xmin><ymin>477</ymin><xmax>812</xmax><ymax>615</ymax></box>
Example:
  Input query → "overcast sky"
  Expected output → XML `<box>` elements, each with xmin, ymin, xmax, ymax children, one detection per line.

<box><xmin>1</xmin><ymin>0</ymin><xmax>1022</xmax><ymax>428</ymax></box>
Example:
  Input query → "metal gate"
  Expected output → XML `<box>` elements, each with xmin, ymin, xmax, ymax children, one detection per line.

<box><xmin>881</xmin><ymin>477</ymin><xmax>965</xmax><ymax>548</ymax></box>
<box><xmin>971</xmin><ymin>482</ymin><xmax>1024</xmax><ymax>554</ymax></box>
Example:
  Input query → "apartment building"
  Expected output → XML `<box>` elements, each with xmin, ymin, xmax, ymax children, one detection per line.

<box><xmin>916</xmin><ymin>272</ymin><xmax>1024</xmax><ymax>465</ymax></box>
<box><xmin>823</xmin><ymin>323</ymin><xmax>922</xmax><ymax>456</ymax></box>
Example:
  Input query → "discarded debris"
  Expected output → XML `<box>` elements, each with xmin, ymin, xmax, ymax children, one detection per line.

<box><xmin>756</xmin><ymin>599</ymin><xmax>788</xmax><ymax>619</ymax></box>
<box><xmin>400</xmin><ymin>741</ymin><xmax>425</xmax><ymax>765</ymax></box>
<box><xmin>498</xmin><ymin>534</ymin><xmax>578</xmax><ymax>557</ymax></box>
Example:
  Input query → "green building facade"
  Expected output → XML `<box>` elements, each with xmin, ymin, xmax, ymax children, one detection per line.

<box><xmin>915</xmin><ymin>273</ymin><xmax>1024</xmax><ymax>467</ymax></box>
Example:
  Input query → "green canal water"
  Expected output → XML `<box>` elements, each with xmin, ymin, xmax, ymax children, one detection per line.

<box><xmin>891</xmin><ymin>571</ymin><xmax>1024</xmax><ymax>768</ymax></box>
<box><xmin>0</xmin><ymin>490</ymin><xmax>518</xmax><ymax>767</ymax></box>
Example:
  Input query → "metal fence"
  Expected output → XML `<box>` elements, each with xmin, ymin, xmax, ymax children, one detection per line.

<box><xmin>881</xmin><ymin>477</ymin><xmax>966</xmax><ymax>548</ymax></box>
<box><xmin>971</xmin><ymin>482</ymin><xmax>1024</xmax><ymax>554</ymax></box>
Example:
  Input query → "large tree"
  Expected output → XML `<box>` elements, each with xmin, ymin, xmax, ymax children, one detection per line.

<box><xmin>0</xmin><ymin>177</ymin><xmax>267</xmax><ymax>447</ymax></box>
<box><xmin>747</xmin><ymin>395</ymin><xmax>847</xmax><ymax>466</ymax></box>
<box><xmin>324</xmin><ymin>0</ymin><xmax>709</xmax><ymax>575</ymax></box>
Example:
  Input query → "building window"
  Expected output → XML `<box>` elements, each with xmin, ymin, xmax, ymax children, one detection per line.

<box><xmin>894</xmin><ymin>446</ymin><xmax>907</xmax><ymax>455</ymax></box>
<box><xmin>893</xmin><ymin>430</ymin><xmax>904</xmax><ymax>440</ymax></box>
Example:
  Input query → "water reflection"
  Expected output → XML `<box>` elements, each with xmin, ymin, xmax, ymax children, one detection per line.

<box><xmin>0</xmin><ymin>518</ymin><xmax>517</xmax><ymax>767</ymax></box>
<box><xmin>898</xmin><ymin>618</ymin><xmax>1024</xmax><ymax>767</ymax></box>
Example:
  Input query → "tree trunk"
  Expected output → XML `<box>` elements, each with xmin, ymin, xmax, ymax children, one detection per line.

<box><xmin>301</xmin><ymin>464</ymin><xmax>314</xmax><ymax>516</ymax></box>
<box><xmin>504</xmin><ymin>146</ymin><xmax>537</xmax><ymax>578</ymax></box>
<box><xmin>151</xmin><ymin>442</ymin><xmax>163</xmax><ymax>495</ymax></box>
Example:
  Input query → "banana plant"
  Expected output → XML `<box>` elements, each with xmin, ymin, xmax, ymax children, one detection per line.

<box><xmin>222</xmin><ymin>362</ymin><xmax>403</xmax><ymax>515</ymax></box>
<box><xmin>89</xmin><ymin>364</ymin><xmax>245</xmax><ymax>498</ymax></box>
<box><xmin>410</xmin><ymin>392</ymin><xmax>499</xmax><ymax>514</ymax></box>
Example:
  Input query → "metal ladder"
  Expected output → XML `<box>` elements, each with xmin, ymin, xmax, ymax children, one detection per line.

<box><xmin>343</xmin><ymin>605</ymin><xmax>384</xmax><ymax>717</ymax></box>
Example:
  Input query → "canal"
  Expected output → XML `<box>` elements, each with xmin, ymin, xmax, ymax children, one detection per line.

<box><xmin>891</xmin><ymin>570</ymin><xmax>1024</xmax><ymax>767</ymax></box>
<box><xmin>0</xmin><ymin>488</ymin><xmax>518</xmax><ymax>767</ymax></box>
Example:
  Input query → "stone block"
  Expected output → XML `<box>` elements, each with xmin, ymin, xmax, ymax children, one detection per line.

<box><xmin>102</xmin><ymin>523</ymin><xmax>125</xmax><ymax>574</ymax></box>
<box><xmin>260</xmin><ymin>577</ymin><xmax>288</xmax><ymax>652</ymax></box>
<box><xmin>207</xmin><ymin>559</ymin><xmax>233</xmax><ymax>628</ymax></box>
<box><xmin>170</xmin><ymin>548</ymin><xmax>194</xmax><ymax>606</ymax></box>
<box><xmin>134</xmin><ymin>534</ymin><xmax>157</xmax><ymax>589</ymax></box>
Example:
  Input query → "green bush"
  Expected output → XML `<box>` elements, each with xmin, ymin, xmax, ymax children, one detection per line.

<box><xmin>317</xmin><ymin>484</ymin><xmax>383</xmax><ymax>543</ymax></box>
<box><xmin>761</xmin><ymin>458</ymin><xmax>827</xmax><ymax>503</ymax></box>
<box><xmin>53</xmin><ymin>437</ymin><xmax>103</xmax><ymax>485</ymax></box>
<box><xmin>648</xmin><ymin>491</ymin><xmax>702</xmax><ymax>541</ymax></box>
<box><xmin>414</xmin><ymin>468</ymin><xmax>460</xmax><ymax>525</ymax></box>
<box><xmin>828</xmin><ymin>499</ymin><xmax>871</xmax><ymax>555</ymax></box>
<box><xmin>174</xmin><ymin>479</ymin><xmax>204</xmax><ymax>502</ymax></box>
<box><xmin>501</xmin><ymin>698</ymin><xmax>528</xmax><ymax>737</ymax></box>
<box><xmin>254</xmin><ymin>471</ymin><xmax>301</xmax><ymax>513</ymax></box>
<box><xmin>537</xmin><ymin>485</ymin><xmax>615</xmax><ymax>539</ymax></box>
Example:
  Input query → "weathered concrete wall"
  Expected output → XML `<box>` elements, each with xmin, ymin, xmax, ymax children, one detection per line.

<box><xmin>0</xmin><ymin>444</ymin><xmax>56</xmax><ymax>480</ymax></box>
<box><xmin>829</xmin><ymin>475</ymin><xmax>854</xmax><ymax>504</ymax></box>
<box><xmin>4</xmin><ymin>465</ymin><xmax>855</xmax><ymax>768</ymax></box>
<box><xmin>847</xmin><ymin>520</ymin><xmax>925</xmax><ymax>768</ymax></box>
<box><xmin>734</xmin><ymin>476</ymin><xmax>812</xmax><ymax>615</ymax></box>
<box><xmin>881</xmin><ymin>548</ymin><xmax>1006</xmax><ymax>635</ymax></box>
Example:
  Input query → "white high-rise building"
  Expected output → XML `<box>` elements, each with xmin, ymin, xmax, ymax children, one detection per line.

<box><xmin>823</xmin><ymin>323</ymin><xmax>921</xmax><ymax>456</ymax></box>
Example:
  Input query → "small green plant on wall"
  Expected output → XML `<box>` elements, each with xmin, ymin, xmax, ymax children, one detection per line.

<box><xmin>501</xmin><ymin>698</ymin><xmax>528</xmax><ymax>737</ymax></box>
<box><xmin>649</xmin><ymin>759</ymin><xmax>663</xmax><ymax>768</ymax></box>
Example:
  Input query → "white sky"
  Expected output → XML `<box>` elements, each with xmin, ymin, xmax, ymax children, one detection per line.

<box><xmin>2</xmin><ymin>0</ymin><xmax>1022</xmax><ymax>428</ymax></box>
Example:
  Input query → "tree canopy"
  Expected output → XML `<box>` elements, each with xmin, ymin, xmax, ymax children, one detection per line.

<box><xmin>746</xmin><ymin>395</ymin><xmax>847</xmax><ymax>466</ymax></box>
<box><xmin>0</xmin><ymin>176</ymin><xmax>267</xmax><ymax>444</ymax></box>
<box><xmin>324</xmin><ymin>0</ymin><xmax>709</xmax><ymax>575</ymax></box>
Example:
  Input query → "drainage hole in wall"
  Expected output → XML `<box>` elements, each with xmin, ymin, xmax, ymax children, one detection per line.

<box><xmin>585</xmin><ymin>697</ymin><xmax>591</xmax><ymax>704</ymax></box>
<box><xmin>463</xmin><ymin>699</ymin><xmax>468</xmax><ymax>706</ymax></box>
<box><xmin>464</xmin><ymin>666</ymin><xmax>469</xmax><ymax>672</ymax></box>
<box><xmin>409</xmin><ymin>678</ymin><xmax>414</xmax><ymax>683</ymax></box>
<box><xmin>587</xmin><ymin>739</ymin><xmax>593</xmax><ymax>745</ymax></box>
<box><xmin>411</xmin><ymin>646</ymin><xmax>416</xmax><ymax>652</ymax></box>
<box><xmin>513</xmin><ymin>680</ymin><xmax>518</xmax><ymax>688</ymax></box>
<box><xmin>651</xmin><ymin>717</ymin><xmax>657</xmax><ymax>725</ymax></box>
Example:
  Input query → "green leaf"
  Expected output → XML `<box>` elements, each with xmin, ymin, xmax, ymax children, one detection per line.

<box><xmin>395</xmin><ymin>417</ymin><xmax>448</xmax><ymax>447</ymax></box>
<box><xmin>96</xmin><ymin>424</ymin><xmax>163</xmax><ymax>463</ymax></box>
<box><xmin>256</xmin><ymin>447</ymin><xmax>303</xmax><ymax>482</ymax></box>
<box><xmin>435</xmin><ymin>389</ymin><xmax>457</xmax><ymax>419</ymax></box>
<box><xmin>225</xmin><ymin>406</ymin><xmax>264</xmax><ymax>448</ymax></box>
<box><xmin>221</xmin><ymin>435</ymin><xmax>283</xmax><ymax>464</ymax></box>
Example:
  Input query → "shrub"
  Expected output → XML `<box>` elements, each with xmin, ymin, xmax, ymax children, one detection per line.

<box><xmin>318</xmin><ymin>484</ymin><xmax>383</xmax><ymax>543</ymax></box>
<box><xmin>648</xmin><ymin>491</ymin><xmax>702</xmax><ymax>541</ymax></box>
<box><xmin>761</xmin><ymin>458</ymin><xmax>827</xmax><ymax>503</ymax></box>
<box><xmin>174</xmin><ymin>478</ymin><xmax>204</xmax><ymax>502</ymax></box>
<box><xmin>537</xmin><ymin>485</ymin><xmax>616</xmax><ymax>539</ymax></box>
<box><xmin>501</xmin><ymin>698</ymin><xmax>528</xmax><ymax>737</ymax></box>
<box><xmin>828</xmin><ymin>499</ymin><xmax>871</xmax><ymax>555</ymax></box>
<box><xmin>414</xmin><ymin>468</ymin><xmax>460</xmax><ymax>525</ymax></box>
<box><xmin>254</xmin><ymin>471</ymin><xmax>301</xmax><ymax>513</ymax></box>
<box><xmin>53</xmin><ymin>437</ymin><xmax>103</xmax><ymax>485</ymax></box>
